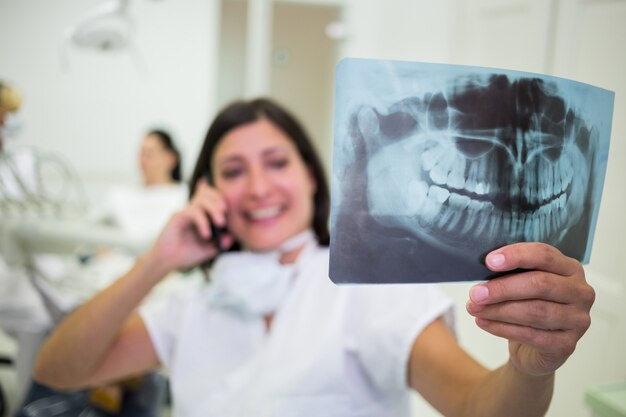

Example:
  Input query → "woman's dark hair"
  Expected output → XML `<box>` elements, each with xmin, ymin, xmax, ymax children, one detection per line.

<box><xmin>147</xmin><ymin>129</ymin><xmax>182</xmax><ymax>182</ymax></box>
<box><xmin>189</xmin><ymin>98</ymin><xmax>330</xmax><ymax>246</ymax></box>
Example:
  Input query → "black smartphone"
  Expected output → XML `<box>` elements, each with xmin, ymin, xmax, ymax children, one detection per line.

<box><xmin>204</xmin><ymin>171</ymin><xmax>228</xmax><ymax>252</ymax></box>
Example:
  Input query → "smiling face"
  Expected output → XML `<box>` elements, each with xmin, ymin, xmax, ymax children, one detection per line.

<box><xmin>212</xmin><ymin>118</ymin><xmax>317</xmax><ymax>251</ymax></box>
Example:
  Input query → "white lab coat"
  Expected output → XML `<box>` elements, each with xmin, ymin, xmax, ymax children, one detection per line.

<box><xmin>140</xmin><ymin>245</ymin><xmax>454</xmax><ymax>417</ymax></box>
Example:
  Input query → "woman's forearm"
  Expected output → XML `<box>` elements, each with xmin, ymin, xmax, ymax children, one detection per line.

<box><xmin>34</xmin><ymin>251</ymin><xmax>169</xmax><ymax>388</ymax></box>
<box><xmin>409</xmin><ymin>319</ymin><xmax>554</xmax><ymax>417</ymax></box>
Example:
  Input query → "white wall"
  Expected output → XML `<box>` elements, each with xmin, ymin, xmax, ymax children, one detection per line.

<box><xmin>341</xmin><ymin>0</ymin><xmax>457</xmax><ymax>63</ymax></box>
<box><xmin>0</xmin><ymin>0</ymin><xmax>219</xmax><ymax>204</ymax></box>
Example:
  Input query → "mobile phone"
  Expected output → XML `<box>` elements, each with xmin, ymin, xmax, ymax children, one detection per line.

<box><xmin>204</xmin><ymin>171</ymin><xmax>228</xmax><ymax>252</ymax></box>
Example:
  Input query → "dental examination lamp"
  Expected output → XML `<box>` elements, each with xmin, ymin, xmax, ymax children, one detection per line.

<box><xmin>61</xmin><ymin>0</ymin><xmax>165</xmax><ymax>69</ymax></box>
<box><xmin>66</xmin><ymin>0</ymin><xmax>133</xmax><ymax>52</ymax></box>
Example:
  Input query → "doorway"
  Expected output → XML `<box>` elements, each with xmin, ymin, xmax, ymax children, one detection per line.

<box><xmin>217</xmin><ymin>0</ymin><xmax>342</xmax><ymax>174</ymax></box>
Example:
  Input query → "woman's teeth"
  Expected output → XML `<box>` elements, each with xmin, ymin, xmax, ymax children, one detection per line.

<box><xmin>249</xmin><ymin>206</ymin><xmax>282</xmax><ymax>220</ymax></box>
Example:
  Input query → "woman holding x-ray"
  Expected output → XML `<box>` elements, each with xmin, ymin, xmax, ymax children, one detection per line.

<box><xmin>34</xmin><ymin>98</ymin><xmax>594</xmax><ymax>417</ymax></box>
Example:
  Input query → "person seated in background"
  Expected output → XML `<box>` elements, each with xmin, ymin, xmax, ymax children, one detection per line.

<box><xmin>33</xmin><ymin>98</ymin><xmax>594</xmax><ymax>417</ymax></box>
<box><xmin>140</xmin><ymin>129</ymin><xmax>182</xmax><ymax>187</ymax></box>
<box><xmin>97</xmin><ymin>129</ymin><xmax>187</xmax><ymax>243</ymax></box>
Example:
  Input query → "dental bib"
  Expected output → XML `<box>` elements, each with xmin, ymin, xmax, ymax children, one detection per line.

<box><xmin>208</xmin><ymin>230</ymin><xmax>315</xmax><ymax>318</ymax></box>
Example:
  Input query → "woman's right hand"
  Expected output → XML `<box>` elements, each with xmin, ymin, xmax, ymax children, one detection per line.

<box><xmin>147</xmin><ymin>179</ymin><xmax>233</xmax><ymax>272</ymax></box>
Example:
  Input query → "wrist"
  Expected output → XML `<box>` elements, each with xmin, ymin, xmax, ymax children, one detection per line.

<box><xmin>137</xmin><ymin>249</ymin><xmax>174</xmax><ymax>283</ymax></box>
<box><xmin>506</xmin><ymin>358</ymin><xmax>555</xmax><ymax>383</ymax></box>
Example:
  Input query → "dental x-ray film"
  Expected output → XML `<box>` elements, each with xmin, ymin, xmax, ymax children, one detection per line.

<box><xmin>329</xmin><ymin>58</ymin><xmax>614</xmax><ymax>283</ymax></box>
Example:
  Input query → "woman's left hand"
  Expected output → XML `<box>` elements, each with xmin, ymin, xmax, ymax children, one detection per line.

<box><xmin>466</xmin><ymin>242</ymin><xmax>595</xmax><ymax>377</ymax></box>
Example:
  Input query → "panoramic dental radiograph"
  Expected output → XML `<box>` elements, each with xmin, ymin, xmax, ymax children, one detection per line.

<box><xmin>329</xmin><ymin>59</ymin><xmax>613</xmax><ymax>283</ymax></box>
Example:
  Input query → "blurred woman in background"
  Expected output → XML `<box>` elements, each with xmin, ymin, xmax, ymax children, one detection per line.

<box><xmin>139</xmin><ymin>130</ymin><xmax>182</xmax><ymax>187</ymax></box>
<box><xmin>100</xmin><ymin>129</ymin><xmax>187</xmax><ymax>242</ymax></box>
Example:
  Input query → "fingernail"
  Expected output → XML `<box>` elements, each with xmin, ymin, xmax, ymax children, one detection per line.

<box><xmin>470</xmin><ymin>285</ymin><xmax>489</xmax><ymax>303</ymax></box>
<box><xmin>487</xmin><ymin>252</ymin><xmax>506</xmax><ymax>267</ymax></box>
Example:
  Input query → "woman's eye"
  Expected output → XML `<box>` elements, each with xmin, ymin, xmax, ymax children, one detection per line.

<box><xmin>268</xmin><ymin>158</ymin><xmax>289</xmax><ymax>170</ymax></box>
<box><xmin>220</xmin><ymin>167</ymin><xmax>243</xmax><ymax>179</ymax></box>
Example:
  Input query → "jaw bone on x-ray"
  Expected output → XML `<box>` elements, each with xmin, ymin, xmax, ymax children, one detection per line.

<box><xmin>329</xmin><ymin>58</ymin><xmax>614</xmax><ymax>284</ymax></box>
